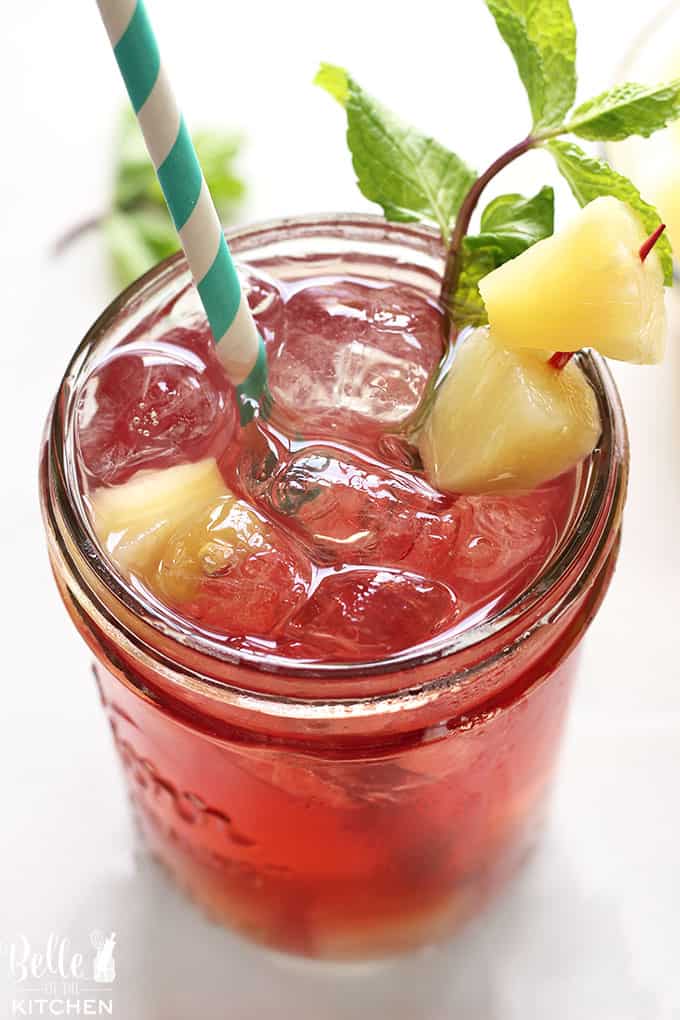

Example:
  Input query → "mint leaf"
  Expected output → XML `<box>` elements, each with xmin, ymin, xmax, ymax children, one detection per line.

<box><xmin>451</xmin><ymin>187</ymin><xmax>555</xmax><ymax>325</ymax></box>
<box><xmin>314</xmin><ymin>63</ymin><xmax>349</xmax><ymax>105</ymax></box>
<box><xmin>547</xmin><ymin>140</ymin><xmax>673</xmax><ymax>284</ymax></box>
<box><xmin>485</xmin><ymin>0</ymin><xmax>577</xmax><ymax>132</ymax></box>
<box><xmin>315</xmin><ymin>63</ymin><xmax>475</xmax><ymax>240</ymax></box>
<box><xmin>450</xmin><ymin>245</ymin><xmax>499</xmax><ymax>327</ymax></box>
<box><xmin>557</xmin><ymin>80</ymin><xmax>680</xmax><ymax>141</ymax></box>
<box><xmin>466</xmin><ymin>186</ymin><xmax>554</xmax><ymax>258</ymax></box>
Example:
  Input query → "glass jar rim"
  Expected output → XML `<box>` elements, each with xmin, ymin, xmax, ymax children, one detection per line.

<box><xmin>43</xmin><ymin>213</ymin><xmax>628</xmax><ymax>692</ymax></box>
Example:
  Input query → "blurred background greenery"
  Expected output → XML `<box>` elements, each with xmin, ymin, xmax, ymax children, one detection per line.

<box><xmin>56</xmin><ymin>109</ymin><xmax>247</xmax><ymax>289</ymax></box>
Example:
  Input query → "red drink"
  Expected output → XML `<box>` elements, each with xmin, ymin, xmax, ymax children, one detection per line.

<box><xmin>41</xmin><ymin>217</ymin><xmax>627</xmax><ymax>958</ymax></box>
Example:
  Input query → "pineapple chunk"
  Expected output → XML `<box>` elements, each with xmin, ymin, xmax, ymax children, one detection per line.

<box><xmin>418</xmin><ymin>327</ymin><xmax>601</xmax><ymax>493</ymax></box>
<box><xmin>155</xmin><ymin>496</ymin><xmax>270</xmax><ymax>602</ymax></box>
<box><xmin>479</xmin><ymin>196</ymin><xmax>666</xmax><ymax>365</ymax></box>
<box><xmin>91</xmin><ymin>458</ymin><xmax>230</xmax><ymax>574</ymax></box>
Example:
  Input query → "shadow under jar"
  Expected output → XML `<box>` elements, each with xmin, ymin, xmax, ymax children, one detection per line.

<box><xmin>40</xmin><ymin>215</ymin><xmax>628</xmax><ymax>960</ymax></box>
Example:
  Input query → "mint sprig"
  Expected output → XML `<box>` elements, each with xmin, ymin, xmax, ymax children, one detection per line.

<box><xmin>314</xmin><ymin>64</ymin><xmax>476</xmax><ymax>241</ymax></box>
<box><xmin>553</xmin><ymin>80</ymin><xmax>680</xmax><ymax>142</ymax></box>
<box><xmin>317</xmin><ymin>0</ymin><xmax>677</xmax><ymax>331</ymax></box>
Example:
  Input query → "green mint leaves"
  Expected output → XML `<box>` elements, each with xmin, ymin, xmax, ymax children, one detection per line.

<box><xmin>465</xmin><ymin>186</ymin><xmax>555</xmax><ymax>259</ymax></box>
<box><xmin>485</xmin><ymin>1</ymin><xmax>680</xmax><ymax>143</ymax></box>
<box><xmin>453</xmin><ymin>187</ymin><xmax>555</xmax><ymax>324</ymax></box>
<box><xmin>317</xmin><ymin>0</ymin><xmax>679</xmax><ymax>312</ymax></box>
<box><xmin>109</xmin><ymin>109</ymin><xmax>246</xmax><ymax>287</ymax></box>
<box><xmin>314</xmin><ymin>64</ymin><xmax>476</xmax><ymax>241</ymax></box>
<box><xmin>486</xmin><ymin>0</ymin><xmax>677</xmax><ymax>285</ymax></box>
<box><xmin>314</xmin><ymin>63</ymin><xmax>349</xmax><ymax>105</ymax></box>
<box><xmin>484</xmin><ymin>0</ymin><xmax>577</xmax><ymax>132</ymax></box>
<box><xmin>557</xmin><ymin>80</ymin><xmax>680</xmax><ymax>142</ymax></box>
<box><xmin>547</xmin><ymin>141</ymin><xmax>673</xmax><ymax>284</ymax></box>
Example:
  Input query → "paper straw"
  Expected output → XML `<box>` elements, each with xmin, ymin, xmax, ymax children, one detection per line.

<box><xmin>96</xmin><ymin>0</ymin><xmax>268</xmax><ymax>423</ymax></box>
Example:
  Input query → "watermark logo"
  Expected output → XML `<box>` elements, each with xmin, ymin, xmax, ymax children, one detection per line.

<box><xmin>2</xmin><ymin>931</ymin><xmax>116</xmax><ymax>1015</ymax></box>
<box><xmin>90</xmin><ymin>932</ymin><xmax>116</xmax><ymax>985</ymax></box>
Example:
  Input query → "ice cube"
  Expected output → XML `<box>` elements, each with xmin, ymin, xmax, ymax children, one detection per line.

<box><xmin>182</xmin><ymin>542</ymin><xmax>310</xmax><ymax>639</ymax></box>
<box><xmin>78</xmin><ymin>330</ymin><xmax>237</xmax><ymax>486</ymax></box>
<box><xmin>242</xmin><ymin>444</ymin><xmax>568</xmax><ymax>637</ymax></box>
<box><xmin>263</xmin><ymin>446</ymin><xmax>445</xmax><ymax>566</ymax></box>
<box><xmin>268</xmin><ymin>279</ymin><xmax>443</xmax><ymax>439</ymax></box>
<box><xmin>406</xmin><ymin>483</ymin><xmax>567</xmax><ymax>610</ymax></box>
<box><xmin>286</xmin><ymin>567</ymin><xmax>458</xmax><ymax>660</ymax></box>
<box><xmin>224</xmin><ymin>419</ymin><xmax>283</xmax><ymax>506</ymax></box>
<box><xmin>240</xmin><ymin>265</ymin><xmax>285</xmax><ymax>341</ymax></box>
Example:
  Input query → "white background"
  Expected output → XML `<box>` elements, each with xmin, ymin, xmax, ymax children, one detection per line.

<box><xmin>2</xmin><ymin>1</ymin><xmax>680</xmax><ymax>1017</ymax></box>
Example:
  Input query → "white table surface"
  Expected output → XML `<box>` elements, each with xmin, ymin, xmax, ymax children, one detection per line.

<box><xmin>2</xmin><ymin>2</ymin><xmax>679</xmax><ymax>1017</ymax></box>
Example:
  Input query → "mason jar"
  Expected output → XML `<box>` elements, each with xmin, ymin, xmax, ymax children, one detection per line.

<box><xmin>40</xmin><ymin>215</ymin><xmax>628</xmax><ymax>960</ymax></box>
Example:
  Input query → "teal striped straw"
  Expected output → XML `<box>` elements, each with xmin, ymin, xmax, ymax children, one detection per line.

<box><xmin>96</xmin><ymin>0</ymin><xmax>268</xmax><ymax>424</ymax></box>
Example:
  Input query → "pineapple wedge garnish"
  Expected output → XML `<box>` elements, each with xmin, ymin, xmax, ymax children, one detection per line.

<box><xmin>479</xmin><ymin>196</ymin><xmax>666</xmax><ymax>365</ymax></box>
<box><xmin>418</xmin><ymin>327</ymin><xmax>601</xmax><ymax>493</ymax></box>
<box><xmin>92</xmin><ymin>458</ymin><xmax>289</xmax><ymax>609</ymax></box>
<box><xmin>154</xmin><ymin>496</ymin><xmax>272</xmax><ymax>602</ymax></box>
<box><xmin>91</xmin><ymin>458</ymin><xmax>231</xmax><ymax>575</ymax></box>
